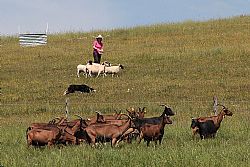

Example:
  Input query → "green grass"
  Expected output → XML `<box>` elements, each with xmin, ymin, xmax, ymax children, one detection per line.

<box><xmin>1</xmin><ymin>16</ymin><xmax>250</xmax><ymax>167</ymax></box>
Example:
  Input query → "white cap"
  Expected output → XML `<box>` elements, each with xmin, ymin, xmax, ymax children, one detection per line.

<box><xmin>96</xmin><ymin>34</ymin><xmax>103</xmax><ymax>39</ymax></box>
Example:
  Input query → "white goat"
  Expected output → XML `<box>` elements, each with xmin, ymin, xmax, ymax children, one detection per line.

<box><xmin>105</xmin><ymin>64</ymin><xmax>124</xmax><ymax>77</ymax></box>
<box><xmin>76</xmin><ymin>64</ymin><xmax>88</xmax><ymax>78</ymax></box>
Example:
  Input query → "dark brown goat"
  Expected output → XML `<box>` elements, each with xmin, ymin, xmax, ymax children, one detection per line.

<box><xmin>84</xmin><ymin>114</ymin><xmax>134</xmax><ymax>147</ymax></box>
<box><xmin>191</xmin><ymin>104</ymin><xmax>233</xmax><ymax>138</ymax></box>
<box><xmin>138</xmin><ymin>116</ymin><xmax>172</xmax><ymax>146</ymax></box>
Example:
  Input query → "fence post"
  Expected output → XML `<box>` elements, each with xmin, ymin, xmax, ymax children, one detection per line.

<box><xmin>213</xmin><ymin>96</ymin><xmax>218</xmax><ymax>115</ymax></box>
<box><xmin>65</xmin><ymin>98</ymin><xmax>69</xmax><ymax>119</ymax></box>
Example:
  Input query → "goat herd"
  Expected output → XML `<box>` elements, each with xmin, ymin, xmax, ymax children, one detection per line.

<box><xmin>26</xmin><ymin>104</ymin><xmax>233</xmax><ymax>148</ymax></box>
<box><xmin>26</xmin><ymin>60</ymin><xmax>233</xmax><ymax>148</ymax></box>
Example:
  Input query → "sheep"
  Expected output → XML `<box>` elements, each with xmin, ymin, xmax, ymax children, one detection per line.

<box><xmin>191</xmin><ymin>104</ymin><xmax>233</xmax><ymax>139</ymax></box>
<box><xmin>76</xmin><ymin>60</ymin><xmax>110</xmax><ymax>78</ymax></box>
<box><xmin>105</xmin><ymin>64</ymin><xmax>124</xmax><ymax>77</ymax></box>
<box><xmin>138</xmin><ymin>115</ymin><xmax>172</xmax><ymax>146</ymax></box>
<box><xmin>76</xmin><ymin>64</ymin><xmax>88</xmax><ymax>78</ymax></box>
<box><xmin>86</xmin><ymin>63</ymin><xmax>106</xmax><ymax>78</ymax></box>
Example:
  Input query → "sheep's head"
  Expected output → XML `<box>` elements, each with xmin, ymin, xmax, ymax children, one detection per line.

<box><xmin>102</xmin><ymin>61</ymin><xmax>111</xmax><ymax>67</ymax></box>
<box><xmin>119</xmin><ymin>64</ymin><xmax>124</xmax><ymax>69</ymax></box>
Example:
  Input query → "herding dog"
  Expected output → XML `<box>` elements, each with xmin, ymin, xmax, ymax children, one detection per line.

<box><xmin>64</xmin><ymin>84</ymin><xmax>96</xmax><ymax>95</ymax></box>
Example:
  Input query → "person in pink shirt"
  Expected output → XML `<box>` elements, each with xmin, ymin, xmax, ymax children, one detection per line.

<box><xmin>92</xmin><ymin>34</ymin><xmax>104</xmax><ymax>63</ymax></box>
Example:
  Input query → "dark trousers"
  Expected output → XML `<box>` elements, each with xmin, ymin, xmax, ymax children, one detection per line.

<box><xmin>93</xmin><ymin>50</ymin><xmax>102</xmax><ymax>64</ymax></box>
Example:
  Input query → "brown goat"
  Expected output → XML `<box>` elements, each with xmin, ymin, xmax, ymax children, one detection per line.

<box><xmin>191</xmin><ymin>104</ymin><xmax>233</xmax><ymax>138</ymax></box>
<box><xmin>84</xmin><ymin>114</ymin><xmax>134</xmax><ymax>147</ymax></box>
<box><xmin>26</xmin><ymin>126</ymin><xmax>63</xmax><ymax>147</ymax></box>
<box><xmin>27</xmin><ymin>117</ymin><xmax>66</xmax><ymax>133</ymax></box>
<box><xmin>58</xmin><ymin>118</ymin><xmax>86</xmax><ymax>145</ymax></box>
<box><xmin>101</xmin><ymin>110</ymin><xmax>123</xmax><ymax>120</ymax></box>
<box><xmin>127</xmin><ymin>107</ymin><xmax>146</xmax><ymax>119</ymax></box>
<box><xmin>138</xmin><ymin>116</ymin><xmax>172</xmax><ymax>146</ymax></box>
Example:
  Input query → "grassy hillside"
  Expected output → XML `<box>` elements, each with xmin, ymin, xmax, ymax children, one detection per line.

<box><xmin>1</xmin><ymin>16</ymin><xmax>250</xmax><ymax>167</ymax></box>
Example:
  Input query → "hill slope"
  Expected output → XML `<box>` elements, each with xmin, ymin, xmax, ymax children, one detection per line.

<box><xmin>1</xmin><ymin>16</ymin><xmax>249</xmax><ymax>115</ymax></box>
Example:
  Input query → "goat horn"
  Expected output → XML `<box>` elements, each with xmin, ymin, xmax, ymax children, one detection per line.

<box><xmin>74</xmin><ymin>114</ymin><xmax>83</xmax><ymax>120</ymax></box>
<box><xmin>217</xmin><ymin>104</ymin><xmax>226</xmax><ymax>108</ymax></box>
<box><xmin>160</xmin><ymin>104</ymin><xmax>169</xmax><ymax>107</ymax></box>
<box><xmin>119</xmin><ymin>113</ymin><xmax>132</xmax><ymax>120</ymax></box>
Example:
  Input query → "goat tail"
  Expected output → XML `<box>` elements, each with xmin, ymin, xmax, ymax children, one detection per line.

<box><xmin>26</xmin><ymin>127</ymin><xmax>32</xmax><ymax>140</ymax></box>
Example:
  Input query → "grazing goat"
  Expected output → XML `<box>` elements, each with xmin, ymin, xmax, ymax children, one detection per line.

<box><xmin>191</xmin><ymin>104</ymin><xmax>233</xmax><ymax>139</ymax></box>
<box><xmin>26</xmin><ymin>117</ymin><xmax>66</xmax><ymax>133</ymax></box>
<box><xmin>63</xmin><ymin>84</ymin><xmax>96</xmax><ymax>95</ymax></box>
<box><xmin>191</xmin><ymin>119</ymin><xmax>217</xmax><ymax>139</ymax></box>
<box><xmin>139</xmin><ymin>115</ymin><xmax>172</xmax><ymax>146</ymax></box>
<box><xmin>84</xmin><ymin>115</ymin><xmax>134</xmax><ymax>147</ymax></box>
<box><xmin>26</xmin><ymin>126</ymin><xmax>63</xmax><ymax>147</ymax></box>
<box><xmin>105</xmin><ymin>64</ymin><xmax>124</xmax><ymax>77</ymax></box>
<box><xmin>57</xmin><ymin>117</ymin><xmax>86</xmax><ymax>145</ymax></box>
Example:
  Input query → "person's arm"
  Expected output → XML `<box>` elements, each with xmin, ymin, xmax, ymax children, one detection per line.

<box><xmin>93</xmin><ymin>41</ymin><xmax>98</xmax><ymax>50</ymax></box>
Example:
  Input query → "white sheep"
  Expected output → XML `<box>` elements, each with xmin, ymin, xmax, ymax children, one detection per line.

<box><xmin>86</xmin><ymin>63</ymin><xmax>107</xmax><ymax>78</ymax></box>
<box><xmin>105</xmin><ymin>64</ymin><xmax>124</xmax><ymax>77</ymax></box>
<box><xmin>76</xmin><ymin>64</ymin><xmax>88</xmax><ymax>78</ymax></box>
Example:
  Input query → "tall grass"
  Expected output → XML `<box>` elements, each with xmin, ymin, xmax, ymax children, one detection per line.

<box><xmin>0</xmin><ymin>16</ymin><xmax>250</xmax><ymax>167</ymax></box>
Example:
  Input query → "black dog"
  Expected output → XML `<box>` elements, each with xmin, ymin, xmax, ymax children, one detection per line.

<box><xmin>64</xmin><ymin>84</ymin><xmax>96</xmax><ymax>95</ymax></box>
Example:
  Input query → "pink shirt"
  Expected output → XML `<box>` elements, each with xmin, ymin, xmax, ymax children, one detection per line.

<box><xmin>93</xmin><ymin>40</ymin><xmax>103</xmax><ymax>50</ymax></box>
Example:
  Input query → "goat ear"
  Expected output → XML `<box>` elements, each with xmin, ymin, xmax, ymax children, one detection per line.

<box><xmin>142</xmin><ymin>107</ymin><xmax>146</xmax><ymax>112</ymax></box>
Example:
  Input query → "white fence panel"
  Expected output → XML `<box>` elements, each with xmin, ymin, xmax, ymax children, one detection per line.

<box><xmin>19</xmin><ymin>33</ymin><xmax>47</xmax><ymax>46</ymax></box>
